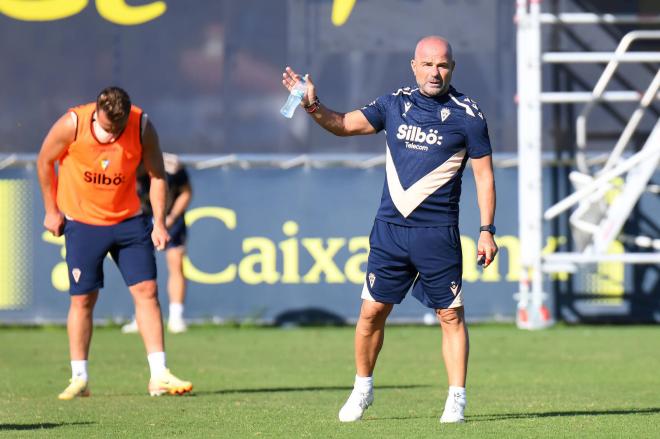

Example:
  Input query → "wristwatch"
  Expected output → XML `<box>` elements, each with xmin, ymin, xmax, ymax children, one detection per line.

<box><xmin>480</xmin><ymin>224</ymin><xmax>496</xmax><ymax>235</ymax></box>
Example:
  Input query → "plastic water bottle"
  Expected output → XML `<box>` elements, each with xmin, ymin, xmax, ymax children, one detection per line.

<box><xmin>280</xmin><ymin>75</ymin><xmax>307</xmax><ymax>118</ymax></box>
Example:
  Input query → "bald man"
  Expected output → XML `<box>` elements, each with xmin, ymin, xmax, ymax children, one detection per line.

<box><xmin>282</xmin><ymin>36</ymin><xmax>497</xmax><ymax>423</ymax></box>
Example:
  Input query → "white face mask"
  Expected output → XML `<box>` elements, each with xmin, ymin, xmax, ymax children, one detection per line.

<box><xmin>92</xmin><ymin>112</ymin><xmax>116</xmax><ymax>143</ymax></box>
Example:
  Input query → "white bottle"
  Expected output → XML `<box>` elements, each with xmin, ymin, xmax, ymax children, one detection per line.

<box><xmin>280</xmin><ymin>75</ymin><xmax>307</xmax><ymax>118</ymax></box>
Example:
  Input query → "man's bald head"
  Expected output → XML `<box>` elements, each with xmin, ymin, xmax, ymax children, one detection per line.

<box><xmin>411</xmin><ymin>36</ymin><xmax>455</xmax><ymax>97</ymax></box>
<box><xmin>414</xmin><ymin>36</ymin><xmax>453</xmax><ymax>62</ymax></box>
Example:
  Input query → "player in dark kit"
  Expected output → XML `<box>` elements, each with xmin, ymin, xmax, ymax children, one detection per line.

<box><xmin>282</xmin><ymin>36</ymin><xmax>498</xmax><ymax>423</ymax></box>
<box><xmin>122</xmin><ymin>153</ymin><xmax>192</xmax><ymax>334</ymax></box>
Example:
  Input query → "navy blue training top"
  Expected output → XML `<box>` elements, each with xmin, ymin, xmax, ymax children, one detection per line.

<box><xmin>360</xmin><ymin>85</ymin><xmax>492</xmax><ymax>226</ymax></box>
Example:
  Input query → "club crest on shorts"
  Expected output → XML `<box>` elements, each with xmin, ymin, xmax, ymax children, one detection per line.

<box><xmin>450</xmin><ymin>281</ymin><xmax>459</xmax><ymax>296</ymax></box>
<box><xmin>72</xmin><ymin>268</ymin><xmax>82</xmax><ymax>283</ymax></box>
<box><xmin>368</xmin><ymin>272</ymin><xmax>376</xmax><ymax>288</ymax></box>
<box><xmin>101</xmin><ymin>159</ymin><xmax>110</xmax><ymax>170</ymax></box>
<box><xmin>441</xmin><ymin>107</ymin><xmax>451</xmax><ymax>122</ymax></box>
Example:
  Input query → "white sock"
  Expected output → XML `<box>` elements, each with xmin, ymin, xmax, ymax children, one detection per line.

<box><xmin>169</xmin><ymin>303</ymin><xmax>184</xmax><ymax>321</ymax></box>
<box><xmin>354</xmin><ymin>375</ymin><xmax>373</xmax><ymax>394</ymax></box>
<box><xmin>448</xmin><ymin>386</ymin><xmax>466</xmax><ymax>402</ymax></box>
<box><xmin>147</xmin><ymin>352</ymin><xmax>167</xmax><ymax>378</ymax></box>
<box><xmin>71</xmin><ymin>360</ymin><xmax>88</xmax><ymax>381</ymax></box>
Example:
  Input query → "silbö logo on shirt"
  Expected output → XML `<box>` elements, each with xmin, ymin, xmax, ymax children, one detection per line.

<box><xmin>396</xmin><ymin>124</ymin><xmax>443</xmax><ymax>151</ymax></box>
<box><xmin>83</xmin><ymin>171</ymin><xmax>126</xmax><ymax>186</ymax></box>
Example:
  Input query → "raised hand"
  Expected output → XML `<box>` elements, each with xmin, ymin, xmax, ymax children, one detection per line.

<box><xmin>282</xmin><ymin>66</ymin><xmax>316</xmax><ymax>107</ymax></box>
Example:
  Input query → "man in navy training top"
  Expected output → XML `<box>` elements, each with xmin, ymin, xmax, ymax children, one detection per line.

<box><xmin>281</xmin><ymin>35</ymin><xmax>498</xmax><ymax>424</ymax></box>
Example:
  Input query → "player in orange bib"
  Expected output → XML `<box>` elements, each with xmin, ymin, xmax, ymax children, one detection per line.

<box><xmin>37</xmin><ymin>87</ymin><xmax>193</xmax><ymax>399</ymax></box>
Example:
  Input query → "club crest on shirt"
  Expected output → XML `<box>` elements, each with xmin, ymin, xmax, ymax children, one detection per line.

<box><xmin>440</xmin><ymin>107</ymin><xmax>451</xmax><ymax>122</ymax></box>
<box><xmin>368</xmin><ymin>272</ymin><xmax>376</xmax><ymax>288</ymax></box>
<box><xmin>72</xmin><ymin>268</ymin><xmax>82</xmax><ymax>283</ymax></box>
<box><xmin>101</xmin><ymin>159</ymin><xmax>110</xmax><ymax>170</ymax></box>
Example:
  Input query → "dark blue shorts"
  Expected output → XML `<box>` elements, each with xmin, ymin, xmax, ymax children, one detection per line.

<box><xmin>64</xmin><ymin>215</ymin><xmax>157</xmax><ymax>295</ymax></box>
<box><xmin>166</xmin><ymin>215</ymin><xmax>187</xmax><ymax>249</ymax></box>
<box><xmin>363</xmin><ymin>219</ymin><xmax>464</xmax><ymax>309</ymax></box>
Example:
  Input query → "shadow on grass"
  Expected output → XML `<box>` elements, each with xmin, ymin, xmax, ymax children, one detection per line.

<box><xmin>0</xmin><ymin>422</ymin><xmax>94</xmax><ymax>431</ymax></box>
<box><xmin>363</xmin><ymin>415</ymin><xmax>436</xmax><ymax>422</ymax></box>
<box><xmin>195</xmin><ymin>384</ymin><xmax>429</xmax><ymax>396</ymax></box>
<box><xmin>474</xmin><ymin>407</ymin><xmax>660</xmax><ymax>421</ymax></box>
<box><xmin>356</xmin><ymin>407</ymin><xmax>660</xmax><ymax>423</ymax></box>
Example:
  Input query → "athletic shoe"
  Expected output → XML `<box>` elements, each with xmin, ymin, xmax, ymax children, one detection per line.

<box><xmin>148</xmin><ymin>369</ymin><xmax>193</xmax><ymax>396</ymax></box>
<box><xmin>338</xmin><ymin>389</ymin><xmax>374</xmax><ymax>422</ymax></box>
<box><xmin>167</xmin><ymin>317</ymin><xmax>188</xmax><ymax>334</ymax></box>
<box><xmin>440</xmin><ymin>391</ymin><xmax>466</xmax><ymax>423</ymax></box>
<box><xmin>58</xmin><ymin>377</ymin><xmax>90</xmax><ymax>400</ymax></box>
<box><xmin>121</xmin><ymin>318</ymin><xmax>139</xmax><ymax>334</ymax></box>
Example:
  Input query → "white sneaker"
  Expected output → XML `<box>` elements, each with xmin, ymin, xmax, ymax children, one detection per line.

<box><xmin>338</xmin><ymin>389</ymin><xmax>374</xmax><ymax>422</ymax></box>
<box><xmin>440</xmin><ymin>391</ymin><xmax>466</xmax><ymax>423</ymax></box>
<box><xmin>168</xmin><ymin>317</ymin><xmax>188</xmax><ymax>334</ymax></box>
<box><xmin>121</xmin><ymin>319</ymin><xmax>139</xmax><ymax>334</ymax></box>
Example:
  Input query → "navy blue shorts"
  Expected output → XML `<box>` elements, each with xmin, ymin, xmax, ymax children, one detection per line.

<box><xmin>363</xmin><ymin>219</ymin><xmax>464</xmax><ymax>309</ymax></box>
<box><xmin>166</xmin><ymin>215</ymin><xmax>187</xmax><ymax>249</ymax></box>
<box><xmin>64</xmin><ymin>215</ymin><xmax>157</xmax><ymax>295</ymax></box>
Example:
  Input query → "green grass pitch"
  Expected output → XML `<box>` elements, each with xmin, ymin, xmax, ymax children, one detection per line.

<box><xmin>1</xmin><ymin>324</ymin><xmax>659</xmax><ymax>438</ymax></box>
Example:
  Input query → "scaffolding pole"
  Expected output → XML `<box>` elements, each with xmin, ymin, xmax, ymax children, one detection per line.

<box><xmin>516</xmin><ymin>0</ymin><xmax>553</xmax><ymax>329</ymax></box>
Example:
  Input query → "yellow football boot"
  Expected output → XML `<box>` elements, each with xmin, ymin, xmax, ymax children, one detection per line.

<box><xmin>58</xmin><ymin>377</ymin><xmax>90</xmax><ymax>400</ymax></box>
<box><xmin>148</xmin><ymin>369</ymin><xmax>192</xmax><ymax>396</ymax></box>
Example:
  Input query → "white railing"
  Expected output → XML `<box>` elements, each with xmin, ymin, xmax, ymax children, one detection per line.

<box><xmin>539</xmin><ymin>13</ymin><xmax>660</xmax><ymax>25</ymax></box>
<box><xmin>575</xmin><ymin>30</ymin><xmax>660</xmax><ymax>173</ymax></box>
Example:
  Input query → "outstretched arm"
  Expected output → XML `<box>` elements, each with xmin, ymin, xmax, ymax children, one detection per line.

<box><xmin>471</xmin><ymin>155</ymin><xmax>498</xmax><ymax>267</ymax></box>
<box><xmin>141</xmin><ymin>120</ymin><xmax>170</xmax><ymax>251</ymax></box>
<box><xmin>37</xmin><ymin>113</ymin><xmax>76</xmax><ymax>236</ymax></box>
<box><xmin>282</xmin><ymin>66</ymin><xmax>376</xmax><ymax>137</ymax></box>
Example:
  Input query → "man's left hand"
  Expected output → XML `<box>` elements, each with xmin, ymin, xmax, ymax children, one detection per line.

<box><xmin>477</xmin><ymin>232</ymin><xmax>498</xmax><ymax>268</ymax></box>
<box><xmin>152</xmin><ymin>222</ymin><xmax>170</xmax><ymax>251</ymax></box>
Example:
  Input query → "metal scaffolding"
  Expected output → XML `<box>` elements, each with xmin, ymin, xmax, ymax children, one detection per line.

<box><xmin>515</xmin><ymin>0</ymin><xmax>660</xmax><ymax>329</ymax></box>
